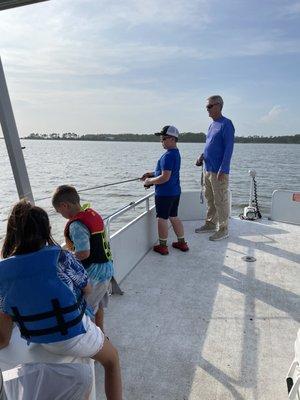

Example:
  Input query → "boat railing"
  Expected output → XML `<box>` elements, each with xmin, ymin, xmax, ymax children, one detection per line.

<box><xmin>105</xmin><ymin>191</ymin><xmax>155</xmax><ymax>238</ymax></box>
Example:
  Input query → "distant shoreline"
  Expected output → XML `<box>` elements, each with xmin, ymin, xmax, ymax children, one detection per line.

<box><xmin>1</xmin><ymin>134</ymin><xmax>299</xmax><ymax>144</ymax></box>
<box><xmin>20</xmin><ymin>133</ymin><xmax>300</xmax><ymax>144</ymax></box>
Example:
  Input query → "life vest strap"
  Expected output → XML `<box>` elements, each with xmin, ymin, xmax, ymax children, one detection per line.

<box><xmin>11</xmin><ymin>296</ymin><xmax>84</xmax><ymax>322</ymax></box>
<box><xmin>11</xmin><ymin>297</ymin><xmax>86</xmax><ymax>339</ymax></box>
<box><xmin>11</xmin><ymin>306</ymin><xmax>31</xmax><ymax>339</ymax></box>
<box><xmin>52</xmin><ymin>298</ymin><xmax>68</xmax><ymax>336</ymax></box>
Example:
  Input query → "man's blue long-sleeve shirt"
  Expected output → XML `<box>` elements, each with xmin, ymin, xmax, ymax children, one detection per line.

<box><xmin>203</xmin><ymin>116</ymin><xmax>235</xmax><ymax>174</ymax></box>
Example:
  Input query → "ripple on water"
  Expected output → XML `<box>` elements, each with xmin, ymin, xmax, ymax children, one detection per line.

<box><xmin>0</xmin><ymin>141</ymin><xmax>299</xmax><ymax>237</ymax></box>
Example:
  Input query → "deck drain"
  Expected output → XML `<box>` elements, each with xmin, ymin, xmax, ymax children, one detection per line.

<box><xmin>242</xmin><ymin>256</ymin><xmax>256</xmax><ymax>262</ymax></box>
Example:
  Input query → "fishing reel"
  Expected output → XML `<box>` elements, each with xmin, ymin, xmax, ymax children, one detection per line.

<box><xmin>242</xmin><ymin>205</ymin><xmax>260</xmax><ymax>220</ymax></box>
<box><xmin>240</xmin><ymin>170</ymin><xmax>262</xmax><ymax>221</ymax></box>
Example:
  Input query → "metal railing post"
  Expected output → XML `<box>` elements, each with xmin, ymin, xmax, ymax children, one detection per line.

<box><xmin>103</xmin><ymin>192</ymin><xmax>154</xmax><ymax>296</ymax></box>
<box><xmin>104</xmin><ymin>192</ymin><xmax>154</xmax><ymax>239</ymax></box>
<box><xmin>0</xmin><ymin>58</ymin><xmax>34</xmax><ymax>204</ymax></box>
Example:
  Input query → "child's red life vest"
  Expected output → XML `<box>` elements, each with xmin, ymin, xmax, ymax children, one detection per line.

<box><xmin>64</xmin><ymin>208</ymin><xmax>112</xmax><ymax>268</ymax></box>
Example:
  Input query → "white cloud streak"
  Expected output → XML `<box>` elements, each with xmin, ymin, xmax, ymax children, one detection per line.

<box><xmin>279</xmin><ymin>1</ymin><xmax>300</xmax><ymax>18</ymax></box>
<box><xmin>1</xmin><ymin>0</ymin><xmax>300</xmax><ymax>85</ymax></box>
<box><xmin>260</xmin><ymin>105</ymin><xmax>285</xmax><ymax>123</ymax></box>
<box><xmin>0</xmin><ymin>0</ymin><xmax>299</xmax><ymax>136</ymax></box>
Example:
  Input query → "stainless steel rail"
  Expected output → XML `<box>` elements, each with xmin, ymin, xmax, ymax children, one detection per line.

<box><xmin>105</xmin><ymin>192</ymin><xmax>154</xmax><ymax>238</ymax></box>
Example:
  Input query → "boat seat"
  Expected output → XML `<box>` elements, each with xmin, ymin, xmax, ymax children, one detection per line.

<box><xmin>2</xmin><ymin>363</ymin><xmax>92</xmax><ymax>400</ymax></box>
<box><xmin>0</xmin><ymin>326</ymin><xmax>96</xmax><ymax>400</ymax></box>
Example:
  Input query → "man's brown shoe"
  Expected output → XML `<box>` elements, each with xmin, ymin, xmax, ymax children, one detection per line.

<box><xmin>209</xmin><ymin>228</ymin><xmax>229</xmax><ymax>241</ymax></box>
<box><xmin>195</xmin><ymin>222</ymin><xmax>216</xmax><ymax>233</ymax></box>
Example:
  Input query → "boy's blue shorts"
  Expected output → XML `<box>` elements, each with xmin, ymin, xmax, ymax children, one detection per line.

<box><xmin>155</xmin><ymin>195</ymin><xmax>180</xmax><ymax>220</ymax></box>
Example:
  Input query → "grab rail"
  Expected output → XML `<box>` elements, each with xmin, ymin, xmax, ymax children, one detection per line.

<box><xmin>105</xmin><ymin>192</ymin><xmax>154</xmax><ymax>238</ymax></box>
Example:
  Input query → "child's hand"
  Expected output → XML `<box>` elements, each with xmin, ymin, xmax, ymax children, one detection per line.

<box><xmin>195</xmin><ymin>154</ymin><xmax>204</xmax><ymax>166</ymax></box>
<box><xmin>82</xmin><ymin>283</ymin><xmax>92</xmax><ymax>296</ymax></box>
<box><xmin>144</xmin><ymin>178</ymin><xmax>153</xmax><ymax>189</ymax></box>
<box><xmin>140</xmin><ymin>172</ymin><xmax>153</xmax><ymax>181</ymax></box>
<box><xmin>75</xmin><ymin>250</ymin><xmax>90</xmax><ymax>261</ymax></box>
<box><xmin>0</xmin><ymin>312</ymin><xmax>13</xmax><ymax>349</ymax></box>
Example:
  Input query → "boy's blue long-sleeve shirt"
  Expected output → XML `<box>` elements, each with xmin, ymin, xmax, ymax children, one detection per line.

<box><xmin>203</xmin><ymin>116</ymin><xmax>235</xmax><ymax>174</ymax></box>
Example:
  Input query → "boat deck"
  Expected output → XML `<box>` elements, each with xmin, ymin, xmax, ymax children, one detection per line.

<box><xmin>96</xmin><ymin>217</ymin><xmax>300</xmax><ymax>399</ymax></box>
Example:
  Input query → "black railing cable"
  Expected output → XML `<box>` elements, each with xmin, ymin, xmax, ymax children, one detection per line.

<box><xmin>253</xmin><ymin>176</ymin><xmax>262</xmax><ymax>219</ymax></box>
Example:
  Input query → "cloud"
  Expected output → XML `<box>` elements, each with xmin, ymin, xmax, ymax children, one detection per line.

<box><xmin>260</xmin><ymin>105</ymin><xmax>284</xmax><ymax>123</ymax></box>
<box><xmin>0</xmin><ymin>0</ymin><xmax>212</xmax><ymax>87</ymax></box>
<box><xmin>67</xmin><ymin>0</ymin><xmax>212</xmax><ymax>29</ymax></box>
<box><xmin>0</xmin><ymin>0</ymin><xmax>299</xmax><ymax>137</ymax></box>
<box><xmin>1</xmin><ymin>0</ymin><xmax>300</xmax><ymax>89</ymax></box>
<box><xmin>280</xmin><ymin>1</ymin><xmax>300</xmax><ymax>18</ymax></box>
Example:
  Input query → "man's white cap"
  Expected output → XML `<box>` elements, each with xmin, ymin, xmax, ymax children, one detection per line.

<box><xmin>155</xmin><ymin>125</ymin><xmax>179</xmax><ymax>138</ymax></box>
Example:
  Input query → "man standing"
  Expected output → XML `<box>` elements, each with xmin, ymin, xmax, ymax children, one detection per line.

<box><xmin>195</xmin><ymin>95</ymin><xmax>235</xmax><ymax>241</ymax></box>
<box><xmin>142</xmin><ymin>125</ymin><xmax>189</xmax><ymax>255</ymax></box>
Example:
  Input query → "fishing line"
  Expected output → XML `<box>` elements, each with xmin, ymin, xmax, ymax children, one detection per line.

<box><xmin>35</xmin><ymin>177</ymin><xmax>141</xmax><ymax>202</ymax></box>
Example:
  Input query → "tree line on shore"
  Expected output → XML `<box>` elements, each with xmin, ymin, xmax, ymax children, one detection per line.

<box><xmin>24</xmin><ymin>132</ymin><xmax>300</xmax><ymax>144</ymax></box>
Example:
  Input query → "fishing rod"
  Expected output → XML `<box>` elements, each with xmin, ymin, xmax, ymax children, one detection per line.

<box><xmin>35</xmin><ymin>177</ymin><xmax>141</xmax><ymax>202</ymax></box>
<box><xmin>0</xmin><ymin>177</ymin><xmax>143</xmax><ymax>222</ymax></box>
<box><xmin>77</xmin><ymin>177</ymin><xmax>141</xmax><ymax>194</ymax></box>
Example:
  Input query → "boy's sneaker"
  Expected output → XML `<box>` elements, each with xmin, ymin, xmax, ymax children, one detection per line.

<box><xmin>195</xmin><ymin>222</ymin><xmax>216</xmax><ymax>233</ymax></box>
<box><xmin>209</xmin><ymin>227</ymin><xmax>229</xmax><ymax>241</ymax></box>
<box><xmin>153</xmin><ymin>244</ymin><xmax>169</xmax><ymax>255</ymax></box>
<box><xmin>172</xmin><ymin>241</ymin><xmax>189</xmax><ymax>252</ymax></box>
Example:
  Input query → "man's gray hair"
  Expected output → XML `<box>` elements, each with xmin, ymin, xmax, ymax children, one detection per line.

<box><xmin>207</xmin><ymin>95</ymin><xmax>223</xmax><ymax>109</ymax></box>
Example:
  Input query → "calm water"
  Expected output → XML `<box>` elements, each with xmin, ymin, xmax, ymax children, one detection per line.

<box><xmin>0</xmin><ymin>140</ymin><xmax>299</xmax><ymax>241</ymax></box>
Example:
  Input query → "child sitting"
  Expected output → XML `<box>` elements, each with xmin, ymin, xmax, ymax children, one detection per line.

<box><xmin>52</xmin><ymin>185</ymin><xmax>114</xmax><ymax>332</ymax></box>
<box><xmin>0</xmin><ymin>200</ymin><xmax>122</xmax><ymax>400</ymax></box>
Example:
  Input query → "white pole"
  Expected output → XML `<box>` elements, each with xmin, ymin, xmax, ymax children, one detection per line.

<box><xmin>0</xmin><ymin>57</ymin><xmax>34</xmax><ymax>204</ymax></box>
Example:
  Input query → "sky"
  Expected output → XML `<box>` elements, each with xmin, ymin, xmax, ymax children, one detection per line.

<box><xmin>0</xmin><ymin>0</ymin><xmax>300</xmax><ymax>137</ymax></box>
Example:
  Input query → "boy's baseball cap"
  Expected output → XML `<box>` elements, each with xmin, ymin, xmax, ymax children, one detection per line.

<box><xmin>155</xmin><ymin>125</ymin><xmax>179</xmax><ymax>138</ymax></box>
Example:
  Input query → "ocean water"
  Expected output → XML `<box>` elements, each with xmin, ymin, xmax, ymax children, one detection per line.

<box><xmin>0</xmin><ymin>140</ymin><xmax>299</xmax><ymax>242</ymax></box>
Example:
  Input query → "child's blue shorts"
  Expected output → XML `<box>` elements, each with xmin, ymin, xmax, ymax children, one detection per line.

<box><xmin>155</xmin><ymin>195</ymin><xmax>180</xmax><ymax>220</ymax></box>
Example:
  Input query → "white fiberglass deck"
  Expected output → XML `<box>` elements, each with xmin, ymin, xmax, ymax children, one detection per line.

<box><xmin>97</xmin><ymin>217</ymin><xmax>300</xmax><ymax>400</ymax></box>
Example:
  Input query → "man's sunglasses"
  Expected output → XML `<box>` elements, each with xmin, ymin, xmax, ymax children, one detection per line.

<box><xmin>161</xmin><ymin>135</ymin><xmax>173</xmax><ymax>141</ymax></box>
<box><xmin>206</xmin><ymin>103</ymin><xmax>219</xmax><ymax>110</ymax></box>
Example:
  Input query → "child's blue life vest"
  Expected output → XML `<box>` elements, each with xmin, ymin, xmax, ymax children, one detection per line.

<box><xmin>0</xmin><ymin>245</ymin><xmax>86</xmax><ymax>344</ymax></box>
